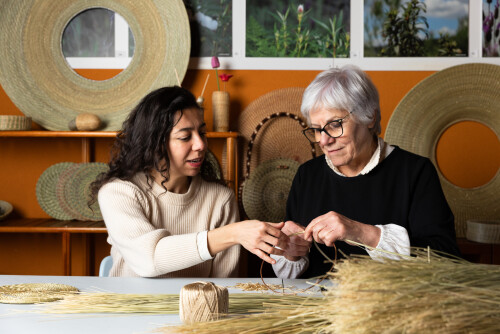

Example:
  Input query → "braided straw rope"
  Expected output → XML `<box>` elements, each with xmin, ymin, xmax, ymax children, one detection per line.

<box><xmin>385</xmin><ymin>63</ymin><xmax>500</xmax><ymax>237</ymax></box>
<box><xmin>0</xmin><ymin>0</ymin><xmax>190</xmax><ymax>130</ymax></box>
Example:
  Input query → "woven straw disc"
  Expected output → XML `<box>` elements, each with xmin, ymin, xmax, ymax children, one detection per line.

<box><xmin>64</xmin><ymin>163</ymin><xmax>109</xmax><ymax>221</ymax></box>
<box><xmin>385</xmin><ymin>63</ymin><xmax>500</xmax><ymax>238</ymax></box>
<box><xmin>242</xmin><ymin>158</ymin><xmax>300</xmax><ymax>223</ymax></box>
<box><xmin>56</xmin><ymin>163</ymin><xmax>89</xmax><ymax>221</ymax></box>
<box><xmin>0</xmin><ymin>0</ymin><xmax>190</xmax><ymax>130</ymax></box>
<box><xmin>36</xmin><ymin>162</ymin><xmax>76</xmax><ymax>220</ymax></box>
<box><xmin>0</xmin><ymin>283</ymin><xmax>78</xmax><ymax>304</ymax></box>
<box><xmin>237</xmin><ymin>88</ymin><xmax>317</xmax><ymax>176</ymax></box>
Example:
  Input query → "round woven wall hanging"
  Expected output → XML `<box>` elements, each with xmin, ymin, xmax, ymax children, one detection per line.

<box><xmin>385</xmin><ymin>63</ymin><xmax>500</xmax><ymax>238</ymax></box>
<box><xmin>0</xmin><ymin>0</ymin><xmax>190</xmax><ymax>131</ymax></box>
<box><xmin>237</xmin><ymin>87</ymin><xmax>319</xmax><ymax>173</ymax></box>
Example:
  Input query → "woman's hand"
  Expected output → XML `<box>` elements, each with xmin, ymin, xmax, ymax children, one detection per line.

<box><xmin>303</xmin><ymin>211</ymin><xmax>380</xmax><ymax>247</ymax></box>
<box><xmin>232</xmin><ymin>220</ymin><xmax>289</xmax><ymax>265</ymax></box>
<box><xmin>280</xmin><ymin>221</ymin><xmax>312</xmax><ymax>261</ymax></box>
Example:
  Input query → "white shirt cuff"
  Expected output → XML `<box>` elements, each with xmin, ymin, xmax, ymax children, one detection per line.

<box><xmin>196</xmin><ymin>230</ymin><xmax>214</xmax><ymax>261</ymax></box>
<box><xmin>366</xmin><ymin>224</ymin><xmax>411</xmax><ymax>261</ymax></box>
<box><xmin>270</xmin><ymin>254</ymin><xmax>309</xmax><ymax>279</ymax></box>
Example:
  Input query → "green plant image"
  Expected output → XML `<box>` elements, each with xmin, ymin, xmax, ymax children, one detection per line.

<box><xmin>185</xmin><ymin>0</ymin><xmax>232</xmax><ymax>57</ymax></box>
<box><xmin>364</xmin><ymin>0</ymin><xmax>468</xmax><ymax>57</ymax></box>
<box><xmin>246</xmin><ymin>1</ymin><xmax>350</xmax><ymax>58</ymax></box>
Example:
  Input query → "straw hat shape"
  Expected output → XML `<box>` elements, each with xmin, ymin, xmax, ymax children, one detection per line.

<box><xmin>385</xmin><ymin>63</ymin><xmax>500</xmax><ymax>238</ymax></box>
<box><xmin>0</xmin><ymin>0</ymin><xmax>190</xmax><ymax>130</ymax></box>
<box><xmin>237</xmin><ymin>87</ymin><xmax>318</xmax><ymax>175</ymax></box>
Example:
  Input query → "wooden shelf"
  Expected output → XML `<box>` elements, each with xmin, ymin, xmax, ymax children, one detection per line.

<box><xmin>0</xmin><ymin>130</ymin><xmax>238</xmax><ymax>138</ymax></box>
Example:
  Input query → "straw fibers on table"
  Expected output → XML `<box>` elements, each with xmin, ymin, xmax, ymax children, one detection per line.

<box><xmin>164</xmin><ymin>248</ymin><xmax>500</xmax><ymax>334</ymax></box>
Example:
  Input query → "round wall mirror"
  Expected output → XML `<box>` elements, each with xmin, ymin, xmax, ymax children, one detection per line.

<box><xmin>62</xmin><ymin>7</ymin><xmax>135</xmax><ymax>80</ymax></box>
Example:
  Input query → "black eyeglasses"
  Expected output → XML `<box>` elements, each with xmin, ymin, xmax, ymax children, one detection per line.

<box><xmin>302</xmin><ymin>114</ymin><xmax>350</xmax><ymax>143</ymax></box>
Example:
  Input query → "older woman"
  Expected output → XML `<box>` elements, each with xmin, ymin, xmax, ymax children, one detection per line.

<box><xmin>272</xmin><ymin>65</ymin><xmax>460</xmax><ymax>279</ymax></box>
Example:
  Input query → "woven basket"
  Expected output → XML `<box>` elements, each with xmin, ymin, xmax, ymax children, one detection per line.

<box><xmin>0</xmin><ymin>115</ymin><xmax>31</xmax><ymax>130</ymax></box>
<box><xmin>466</xmin><ymin>220</ymin><xmax>500</xmax><ymax>244</ymax></box>
<box><xmin>239</xmin><ymin>112</ymin><xmax>316</xmax><ymax>222</ymax></box>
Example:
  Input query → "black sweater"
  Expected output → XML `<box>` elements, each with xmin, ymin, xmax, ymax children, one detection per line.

<box><xmin>286</xmin><ymin>146</ymin><xmax>460</xmax><ymax>278</ymax></box>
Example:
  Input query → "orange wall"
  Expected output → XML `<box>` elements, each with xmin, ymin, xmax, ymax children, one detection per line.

<box><xmin>1</xmin><ymin>68</ymin><xmax>499</xmax><ymax>217</ymax></box>
<box><xmin>1</xmin><ymin>68</ymin><xmax>499</xmax><ymax>275</ymax></box>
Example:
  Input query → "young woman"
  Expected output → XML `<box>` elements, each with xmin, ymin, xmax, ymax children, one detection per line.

<box><xmin>90</xmin><ymin>86</ymin><xmax>288</xmax><ymax>278</ymax></box>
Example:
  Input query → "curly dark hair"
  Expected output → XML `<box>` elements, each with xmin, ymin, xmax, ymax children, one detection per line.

<box><xmin>89</xmin><ymin>86</ymin><xmax>223</xmax><ymax>206</ymax></box>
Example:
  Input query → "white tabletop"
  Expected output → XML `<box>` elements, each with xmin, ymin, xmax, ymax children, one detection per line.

<box><xmin>0</xmin><ymin>275</ymin><xmax>318</xmax><ymax>334</ymax></box>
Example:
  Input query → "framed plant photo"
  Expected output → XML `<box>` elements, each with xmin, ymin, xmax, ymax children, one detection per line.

<box><xmin>184</xmin><ymin>0</ymin><xmax>232</xmax><ymax>57</ymax></box>
<box><xmin>364</xmin><ymin>0</ymin><xmax>468</xmax><ymax>57</ymax></box>
<box><xmin>245</xmin><ymin>1</ymin><xmax>350</xmax><ymax>58</ymax></box>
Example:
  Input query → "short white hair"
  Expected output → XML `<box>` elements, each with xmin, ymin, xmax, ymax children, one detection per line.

<box><xmin>301</xmin><ymin>64</ymin><xmax>381</xmax><ymax>135</ymax></box>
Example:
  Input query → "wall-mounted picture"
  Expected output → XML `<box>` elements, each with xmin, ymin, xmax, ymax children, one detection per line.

<box><xmin>483</xmin><ymin>0</ymin><xmax>500</xmax><ymax>57</ymax></box>
<box><xmin>246</xmin><ymin>0</ymin><xmax>350</xmax><ymax>58</ymax></box>
<box><xmin>364</xmin><ymin>0</ymin><xmax>468</xmax><ymax>57</ymax></box>
<box><xmin>184</xmin><ymin>0</ymin><xmax>232</xmax><ymax>57</ymax></box>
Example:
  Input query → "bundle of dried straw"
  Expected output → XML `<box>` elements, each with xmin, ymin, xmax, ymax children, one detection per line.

<box><xmin>164</xmin><ymin>247</ymin><xmax>500</xmax><ymax>334</ymax></box>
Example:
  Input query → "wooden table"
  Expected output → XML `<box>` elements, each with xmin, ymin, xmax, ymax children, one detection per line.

<box><xmin>0</xmin><ymin>275</ymin><xmax>318</xmax><ymax>334</ymax></box>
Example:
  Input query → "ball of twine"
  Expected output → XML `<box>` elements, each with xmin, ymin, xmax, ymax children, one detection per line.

<box><xmin>179</xmin><ymin>281</ymin><xmax>228</xmax><ymax>324</ymax></box>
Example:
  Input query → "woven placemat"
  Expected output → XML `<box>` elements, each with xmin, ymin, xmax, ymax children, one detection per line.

<box><xmin>0</xmin><ymin>115</ymin><xmax>32</xmax><ymax>130</ymax></box>
<box><xmin>36</xmin><ymin>162</ymin><xmax>76</xmax><ymax>220</ymax></box>
<box><xmin>0</xmin><ymin>283</ymin><xmax>78</xmax><ymax>304</ymax></box>
<box><xmin>64</xmin><ymin>163</ymin><xmax>109</xmax><ymax>221</ymax></box>
<box><xmin>237</xmin><ymin>88</ymin><xmax>318</xmax><ymax>174</ymax></box>
<box><xmin>385</xmin><ymin>63</ymin><xmax>500</xmax><ymax>238</ymax></box>
<box><xmin>0</xmin><ymin>0</ymin><xmax>190</xmax><ymax>130</ymax></box>
<box><xmin>56</xmin><ymin>163</ymin><xmax>88</xmax><ymax>221</ymax></box>
<box><xmin>241</xmin><ymin>158</ymin><xmax>300</xmax><ymax>223</ymax></box>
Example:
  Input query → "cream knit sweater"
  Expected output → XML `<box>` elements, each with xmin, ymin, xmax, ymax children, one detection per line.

<box><xmin>98</xmin><ymin>173</ymin><xmax>241</xmax><ymax>278</ymax></box>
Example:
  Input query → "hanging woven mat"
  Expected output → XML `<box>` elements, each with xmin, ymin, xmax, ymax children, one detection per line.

<box><xmin>239</xmin><ymin>112</ymin><xmax>316</xmax><ymax>222</ymax></box>
<box><xmin>0</xmin><ymin>283</ymin><xmax>78</xmax><ymax>304</ymax></box>
<box><xmin>0</xmin><ymin>0</ymin><xmax>190</xmax><ymax>130</ymax></box>
<box><xmin>36</xmin><ymin>162</ymin><xmax>76</xmax><ymax>220</ymax></box>
<box><xmin>385</xmin><ymin>63</ymin><xmax>500</xmax><ymax>238</ymax></box>
<box><xmin>237</xmin><ymin>87</ymin><xmax>319</xmax><ymax>172</ymax></box>
<box><xmin>63</xmin><ymin>162</ymin><xmax>109</xmax><ymax>221</ymax></box>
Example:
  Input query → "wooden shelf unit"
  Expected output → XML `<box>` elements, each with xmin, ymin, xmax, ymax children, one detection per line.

<box><xmin>0</xmin><ymin>130</ymin><xmax>239</xmax><ymax>276</ymax></box>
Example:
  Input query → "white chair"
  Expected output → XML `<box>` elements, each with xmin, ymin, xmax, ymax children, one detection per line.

<box><xmin>99</xmin><ymin>256</ymin><xmax>113</xmax><ymax>277</ymax></box>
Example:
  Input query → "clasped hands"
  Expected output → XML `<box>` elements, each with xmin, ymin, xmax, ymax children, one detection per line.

<box><xmin>242</xmin><ymin>211</ymin><xmax>378</xmax><ymax>264</ymax></box>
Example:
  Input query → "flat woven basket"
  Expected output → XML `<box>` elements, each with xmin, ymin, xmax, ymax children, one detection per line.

<box><xmin>466</xmin><ymin>220</ymin><xmax>500</xmax><ymax>244</ymax></box>
<box><xmin>239</xmin><ymin>112</ymin><xmax>316</xmax><ymax>222</ymax></box>
<box><xmin>0</xmin><ymin>115</ymin><xmax>31</xmax><ymax>130</ymax></box>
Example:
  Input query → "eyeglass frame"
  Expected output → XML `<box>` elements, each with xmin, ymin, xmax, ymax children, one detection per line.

<box><xmin>302</xmin><ymin>113</ymin><xmax>351</xmax><ymax>143</ymax></box>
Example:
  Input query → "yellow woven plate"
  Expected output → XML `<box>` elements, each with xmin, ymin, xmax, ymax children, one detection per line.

<box><xmin>0</xmin><ymin>0</ymin><xmax>190</xmax><ymax>130</ymax></box>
